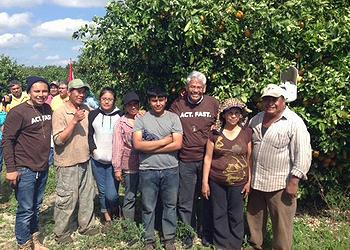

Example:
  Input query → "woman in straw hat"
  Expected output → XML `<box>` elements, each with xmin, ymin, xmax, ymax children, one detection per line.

<box><xmin>202</xmin><ymin>98</ymin><xmax>252</xmax><ymax>250</ymax></box>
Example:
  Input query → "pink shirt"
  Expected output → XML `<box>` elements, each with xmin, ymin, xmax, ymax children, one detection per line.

<box><xmin>112</xmin><ymin>116</ymin><xmax>139</xmax><ymax>173</ymax></box>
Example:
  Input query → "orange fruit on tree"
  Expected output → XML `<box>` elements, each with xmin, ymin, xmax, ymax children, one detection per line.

<box><xmin>236</xmin><ymin>10</ymin><xmax>244</xmax><ymax>20</ymax></box>
<box><xmin>244</xmin><ymin>29</ymin><xmax>252</xmax><ymax>38</ymax></box>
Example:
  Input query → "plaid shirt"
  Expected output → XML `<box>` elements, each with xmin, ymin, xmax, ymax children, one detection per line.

<box><xmin>249</xmin><ymin>107</ymin><xmax>312</xmax><ymax>192</ymax></box>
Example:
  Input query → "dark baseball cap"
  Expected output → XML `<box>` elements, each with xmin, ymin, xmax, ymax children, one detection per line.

<box><xmin>123</xmin><ymin>91</ymin><xmax>139</xmax><ymax>105</ymax></box>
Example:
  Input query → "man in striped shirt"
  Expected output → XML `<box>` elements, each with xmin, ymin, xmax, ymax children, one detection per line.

<box><xmin>247</xmin><ymin>84</ymin><xmax>312</xmax><ymax>250</ymax></box>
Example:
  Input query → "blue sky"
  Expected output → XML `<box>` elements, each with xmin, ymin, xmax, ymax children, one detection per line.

<box><xmin>0</xmin><ymin>0</ymin><xmax>108</xmax><ymax>67</ymax></box>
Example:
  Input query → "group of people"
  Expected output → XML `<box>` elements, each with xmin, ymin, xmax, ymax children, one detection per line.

<box><xmin>2</xmin><ymin>70</ymin><xmax>312</xmax><ymax>250</ymax></box>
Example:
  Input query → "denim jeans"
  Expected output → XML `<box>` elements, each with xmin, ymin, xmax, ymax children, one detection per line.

<box><xmin>139</xmin><ymin>167</ymin><xmax>179</xmax><ymax>244</ymax></box>
<box><xmin>122</xmin><ymin>172</ymin><xmax>139</xmax><ymax>221</ymax></box>
<box><xmin>15</xmin><ymin>167</ymin><xmax>48</xmax><ymax>245</ymax></box>
<box><xmin>178</xmin><ymin>160</ymin><xmax>213</xmax><ymax>240</ymax></box>
<box><xmin>0</xmin><ymin>145</ymin><xmax>3</xmax><ymax>173</ymax></box>
<box><xmin>48</xmin><ymin>147</ymin><xmax>54</xmax><ymax>167</ymax></box>
<box><xmin>91</xmin><ymin>159</ymin><xmax>119</xmax><ymax>213</ymax></box>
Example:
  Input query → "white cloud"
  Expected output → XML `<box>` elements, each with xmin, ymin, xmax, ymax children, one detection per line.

<box><xmin>72</xmin><ymin>45</ymin><xmax>82</xmax><ymax>51</ymax></box>
<box><xmin>52</xmin><ymin>0</ymin><xmax>108</xmax><ymax>8</ymax></box>
<box><xmin>55</xmin><ymin>59</ymin><xmax>70</xmax><ymax>66</ymax></box>
<box><xmin>46</xmin><ymin>55</ymin><xmax>60</xmax><ymax>60</ymax></box>
<box><xmin>0</xmin><ymin>0</ymin><xmax>43</xmax><ymax>8</ymax></box>
<box><xmin>32</xmin><ymin>18</ymin><xmax>90</xmax><ymax>39</ymax></box>
<box><xmin>0</xmin><ymin>33</ymin><xmax>28</xmax><ymax>48</ymax></box>
<box><xmin>0</xmin><ymin>12</ymin><xmax>31</xmax><ymax>30</ymax></box>
<box><xmin>33</xmin><ymin>42</ymin><xmax>45</xmax><ymax>49</ymax></box>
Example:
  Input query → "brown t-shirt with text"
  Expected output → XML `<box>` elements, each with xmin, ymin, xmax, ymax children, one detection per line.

<box><xmin>170</xmin><ymin>95</ymin><xmax>219</xmax><ymax>162</ymax></box>
<box><xmin>209</xmin><ymin>127</ymin><xmax>252</xmax><ymax>186</ymax></box>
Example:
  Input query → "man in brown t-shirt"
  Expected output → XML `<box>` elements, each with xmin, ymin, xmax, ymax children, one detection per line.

<box><xmin>3</xmin><ymin>76</ymin><xmax>52</xmax><ymax>249</ymax></box>
<box><xmin>170</xmin><ymin>71</ymin><xmax>219</xmax><ymax>248</ymax></box>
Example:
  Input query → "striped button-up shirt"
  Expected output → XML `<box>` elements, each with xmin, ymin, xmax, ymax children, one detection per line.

<box><xmin>249</xmin><ymin>107</ymin><xmax>312</xmax><ymax>192</ymax></box>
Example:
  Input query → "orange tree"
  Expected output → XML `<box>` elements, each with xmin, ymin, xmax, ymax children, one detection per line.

<box><xmin>74</xmin><ymin>0</ymin><xmax>350</xmax><ymax>208</ymax></box>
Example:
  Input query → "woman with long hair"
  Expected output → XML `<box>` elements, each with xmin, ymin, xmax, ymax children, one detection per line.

<box><xmin>88</xmin><ymin>87</ymin><xmax>123</xmax><ymax>226</ymax></box>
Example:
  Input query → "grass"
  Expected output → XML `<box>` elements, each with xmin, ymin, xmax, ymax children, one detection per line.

<box><xmin>1</xmin><ymin>168</ymin><xmax>350</xmax><ymax>249</ymax></box>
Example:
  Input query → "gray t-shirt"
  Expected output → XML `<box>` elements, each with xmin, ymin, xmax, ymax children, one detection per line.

<box><xmin>134</xmin><ymin>110</ymin><xmax>183</xmax><ymax>170</ymax></box>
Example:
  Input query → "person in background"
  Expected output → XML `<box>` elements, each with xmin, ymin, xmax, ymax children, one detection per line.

<box><xmin>170</xmin><ymin>71</ymin><xmax>219</xmax><ymax>248</ymax></box>
<box><xmin>45</xmin><ymin>81</ymin><xmax>59</xmax><ymax>105</ymax></box>
<box><xmin>247</xmin><ymin>84</ymin><xmax>312</xmax><ymax>250</ymax></box>
<box><xmin>202</xmin><ymin>98</ymin><xmax>252</xmax><ymax>250</ymax></box>
<box><xmin>85</xmin><ymin>90</ymin><xmax>99</xmax><ymax>110</ymax></box>
<box><xmin>88</xmin><ymin>87</ymin><xmax>123</xmax><ymax>229</ymax></box>
<box><xmin>5</xmin><ymin>79</ymin><xmax>30</xmax><ymax>112</ymax></box>
<box><xmin>112</xmin><ymin>91</ymin><xmax>140</xmax><ymax>221</ymax></box>
<box><xmin>53</xmin><ymin>79</ymin><xmax>98</xmax><ymax>244</ymax></box>
<box><xmin>3</xmin><ymin>76</ymin><xmax>52</xmax><ymax>250</ymax></box>
<box><xmin>133</xmin><ymin>87</ymin><xmax>183</xmax><ymax>250</ymax></box>
<box><xmin>46</xmin><ymin>81</ymin><xmax>60</xmax><ymax>166</ymax></box>
<box><xmin>51</xmin><ymin>81</ymin><xmax>69</xmax><ymax>112</ymax></box>
<box><xmin>0</xmin><ymin>93</ymin><xmax>8</xmax><ymax>198</ymax></box>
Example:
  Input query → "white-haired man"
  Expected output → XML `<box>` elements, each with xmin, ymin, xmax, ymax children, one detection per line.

<box><xmin>170</xmin><ymin>71</ymin><xmax>219</xmax><ymax>248</ymax></box>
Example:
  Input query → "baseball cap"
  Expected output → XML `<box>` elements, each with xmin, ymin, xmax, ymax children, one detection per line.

<box><xmin>68</xmin><ymin>79</ymin><xmax>90</xmax><ymax>91</ymax></box>
<box><xmin>50</xmin><ymin>81</ymin><xmax>59</xmax><ymax>87</ymax></box>
<box><xmin>261</xmin><ymin>84</ymin><xmax>286</xmax><ymax>98</ymax></box>
<box><xmin>123</xmin><ymin>91</ymin><xmax>139</xmax><ymax>105</ymax></box>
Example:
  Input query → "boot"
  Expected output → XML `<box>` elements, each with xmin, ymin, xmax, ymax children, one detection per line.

<box><xmin>18</xmin><ymin>239</ymin><xmax>33</xmax><ymax>250</ymax></box>
<box><xmin>32</xmin><ymin>232</ymin><xmax>48</xmax><ymax>250</ymax></box>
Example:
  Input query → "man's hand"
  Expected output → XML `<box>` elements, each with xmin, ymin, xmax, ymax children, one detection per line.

<box><xmin>286</xmin><ymin>176</ymin><xmax>299</xmax><ymax>198</ymax></box>
<box><xmin>115</xmin><ymin>171</ymin><xmax>123</xmax><ymax>182</ymax></box>
<box><xmin>202</xmin><ymin>182</ymin><xmax>210</xmax><ymax>200</ymax></box>
<box><xmin>161</xmin><ymin>134</ymin><xmax>173</xmax><ymax>145</ymax></box>
<box><xmin>73</xmin><ymin>107</ymin><xmax>85</xmax><ymax>123</ymax></box>
<box><xmin>6</xmin><ymin>171</ymin><xmax>20</xmax><ymax>187</ymax></box>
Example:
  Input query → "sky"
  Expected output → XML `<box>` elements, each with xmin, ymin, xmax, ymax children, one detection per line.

<box><xmin>0</xmin><ymin>0</ymin><xmax>109</xmax><ymax>67</ymax></box>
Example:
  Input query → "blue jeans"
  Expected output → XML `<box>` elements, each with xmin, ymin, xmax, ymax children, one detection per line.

<box><xmin>139</xmin><ymin>167</ymin><xmax>179</xmax><ymax>244</ymax></box>
<box><xmin>48</xmin><ymin>147</ymin><xmax>54</xmax><ymax>167</ymax></box>
<box><xmin>15</xmin><ymin>167</ymin><xmax>48</xmax><ymax>245</ymax></box>
<box><xmin>91</xmin><ymin>159</ymin><xmax>119</xmax><ymax>213</ymax></box>
<box><xmin>0</xmin><ymin>145</ymin><xmax>3</xmax><ymax>173</ymax></box>
<box><xmin>122</xmin><ymin>172</ymin><xmax>139</xmax><ymax>221</ymax></box>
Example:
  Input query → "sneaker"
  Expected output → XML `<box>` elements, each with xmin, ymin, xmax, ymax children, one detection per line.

<box><xmin>55</xmin><ymin>234</ymin><xmax>74</xmax><ymax>244</ymax></box>
<box><xmin>79</xmin><ymin>227</ymin><xmax>100</xmax><ymax>236</ymax></box>
<box><xmin>164</xmin><ymin>242</ymin><xmax>176</xmax><ymax>250</ymax></box>
<box><xmin>32</xmin><ymin>232</ymin><xmax>48</xmax><ymax>250</ymax></box>
<box><xmin>18</xmin><ymin>240</ymin><xmax>33</xmax><ymax>250</ymax></box>
<box><xmin>182</xmin><ymin>236</ymin><xmax>193</xmax><ymax>249</ymax></box>
<box><xmin>201</xmin><ymin>237</ymin><xmax>212</xmax><ymax>247</ymax></box>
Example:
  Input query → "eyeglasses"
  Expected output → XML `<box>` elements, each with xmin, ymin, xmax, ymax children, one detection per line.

<box><xmin>101</xmin><ymin>98</ymin><xmax>114</xmax><ymax>102</ymax></box>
